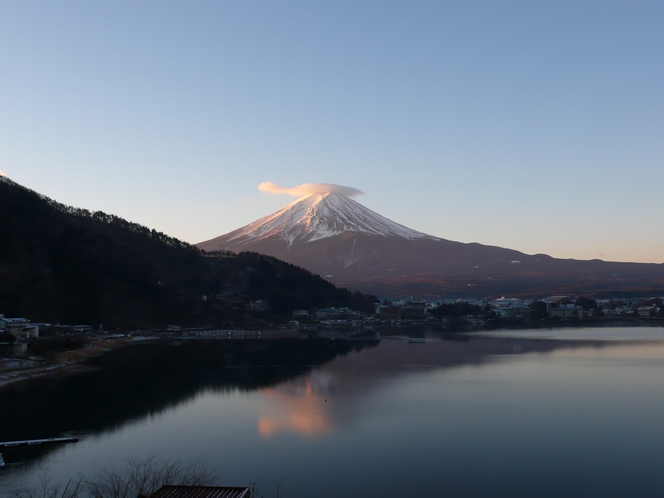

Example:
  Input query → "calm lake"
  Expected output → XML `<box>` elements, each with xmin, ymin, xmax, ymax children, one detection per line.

<box><xmin>3</xmin><ymin>326</ymin><xmax>664</xmax><ymax>497</ymax></box>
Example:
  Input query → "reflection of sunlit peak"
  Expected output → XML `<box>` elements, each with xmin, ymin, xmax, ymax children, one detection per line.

<box><xmin>258</xmin><ymin>418</ymin><xmax>281</xmax><ymax>437</ymax></box>
<box><xmin>261</xmin><ymin>373</ymin><xmax>336</xmax><ymax>398</ymax></box>
<box><xmin>257</xmin><ymin>380</ymin><xmax>332</xmax><ymax>438</ymax></box>
<box><xmin>289</xmin><ymin>412</ymin><xmax>330</xmax><ymax>435</ymax></box>
<box><xmin>258</xmin><ymin>412</ymin><xmax>330</xmax><ymax>438</ymax></box>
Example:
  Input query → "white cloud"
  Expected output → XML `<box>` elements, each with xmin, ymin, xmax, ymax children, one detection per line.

<box><xmin>258</xmin><ymin>182</ymin><xmax>363</xmax><ymax>198</ymax></box>
<box><xmin>0</xmin><ymin>170</ymin><xmax>6</xmax><ymax>177</ymax></box>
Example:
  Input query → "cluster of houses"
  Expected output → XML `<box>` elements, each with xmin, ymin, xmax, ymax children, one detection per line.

<box><xmin>0</xmin><ymin>314</ymin><xmax>41</xmax><ymax>357</ymax></box>
<box><xmin>488</xmin><ymin>296</ymin><xmax>661</xmax><ymax>319</ymax></box>
<box><xmin>605</xmin><ymin>304</ymin><xmax>659</xmax><ymax>317</ymax></box>
<box><xmin>294</xmin><ymin>301</ymin><xmax>426</xmax><ymax>323</ymax></box>
<box><xmin>0</xmin><ymin>314</ymin><xmax>98</xmax><ymax>339</ymax></box>
<box><xmin>489</xmin><ymin>297</ymin><xmax>584</xmax><ymax>319</ymax></box>
<box><xmin>291</xmin><ymin>295</ymin><xmax>663</xmax><ymax>327</ymax></box>
<box><xmin>0</xmin><ymin>314</ymin><xmax>98</xmax><ymax>357</ymax></box>
<box><xmin>0</xmin><ymin>314</ymin><xmax>40</xmax><ymax>339</ymax></box>
<box><xmin>291</xmin><ymin>301</ymin><xmax>433</xmax><ymax>326</ymax></box>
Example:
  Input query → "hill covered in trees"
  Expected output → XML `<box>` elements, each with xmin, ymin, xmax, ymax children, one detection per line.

<box><xmin>0</xmin><ymin>177</ymin><xmax>377</xmax><ymax>328</ymax></box>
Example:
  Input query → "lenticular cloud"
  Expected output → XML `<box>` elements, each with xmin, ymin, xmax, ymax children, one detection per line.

<box><xmin>258</xmin><ymin>182</ymin><xmax>363</xmax><ymax>198</ymax></box>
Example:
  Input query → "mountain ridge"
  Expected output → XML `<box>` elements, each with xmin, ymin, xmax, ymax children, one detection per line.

<box><xmin>0</xmin><ymin>179</ymin><xmax>378</xmax><ymax>326</ymax></box>
<box><xmin>198</xmin><ymin>191</ymin><xmax>664</xmax><ymax>297</ymax></box>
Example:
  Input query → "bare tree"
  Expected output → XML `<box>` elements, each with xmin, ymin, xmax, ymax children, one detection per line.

<box><xmin>85</xmin><ymin>455</ymin><xmax>221</xmax><ymax>498</ymax></box>
<box><xmin>19</xmin><ymin>456</ymin><xmax>220</xmax><ymax>498</ymax></box>
<box><xmin>19</xmin><ymin>468</ymin><xmax>84</xmax><ymax>498</ymax></box>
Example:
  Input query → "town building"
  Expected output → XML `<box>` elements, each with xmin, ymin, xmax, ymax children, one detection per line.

<box><xmin>500</xmin><ymin>307</ymin><xmax>532</xmax><ymax>319</ymax></box>
<box><xmin>548</xmin><ymin>306</ymin><xmax>584</xmax><ymax>319</ymax></box>
<box><xmin>0</xmin><ymin>315</ymin><xmax>37</xmax><ymax>339</ymax></box>
<box><xmin>401</xmin><ymin>301</ymin><xmax>427</xmax><ymax>320</ymax></box>
<box><xmin>377</xmin><ymin>305</ymin><xmax>403</xmax><ymax>320</ymax></box>
<box><xmin>637</xmin><ymin>305</ymin><xmax>658</xmax><ymax>317</ymax></box>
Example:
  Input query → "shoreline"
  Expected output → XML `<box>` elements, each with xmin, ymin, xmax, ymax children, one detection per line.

<box><xmin>0</xmin><ymin>336</ymin><xmax>141</xmax><ymax>391</ymax></box>
<box><xmin>0</xmin><ymin>362</ymin><xmax>92</xmax><ymax>390</ymax></box>
<box><xmin>2</xmin><ymin>320</ymin><xmax>663</xmax><ymax>391</ymax></box>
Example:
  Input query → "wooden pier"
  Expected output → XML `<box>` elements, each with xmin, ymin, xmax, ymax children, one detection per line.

<box><xmin>0</xmin><ymin>436</ymin><xmax>79</xmax><ymax>448</ymax></box>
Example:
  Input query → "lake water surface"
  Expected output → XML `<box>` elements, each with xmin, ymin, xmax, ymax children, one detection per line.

<box><xmin>2</xmin><ymin>326</ymin><xmax>664</xmax><ymax>497</ymax></box>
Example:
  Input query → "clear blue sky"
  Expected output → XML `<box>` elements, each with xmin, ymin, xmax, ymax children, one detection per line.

<box><xmin>1</xmin><ymin>1</ymin><xmax>662</xmax><ymax>263</ymax></box>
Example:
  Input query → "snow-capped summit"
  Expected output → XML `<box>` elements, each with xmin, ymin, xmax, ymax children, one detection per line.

<box><xmin>225</xmin><ymin>191</ymin><xmax>436</xmax><ymax>248</ymax></box>
<box><xmin>198</xmin><ymin>184</ymin><xmax>664</xmax><ymax>297</ymax></box>
<box><xmin>197</xmin><ymin>187</ymin><xmax>530</xmax><ymax>292</ymax></box>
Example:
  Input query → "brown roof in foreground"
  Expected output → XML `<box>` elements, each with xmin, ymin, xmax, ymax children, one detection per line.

<box><xmin>148</xmin><ymin>485</ymin><xmax>250</xmax><ymax>498</ymax></box>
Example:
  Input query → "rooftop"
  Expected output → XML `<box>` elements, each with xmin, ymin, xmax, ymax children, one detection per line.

<box><xmin>149</xmin><ymin>485</ymin><xmax>250</xmax><ymax>498</ymax></box>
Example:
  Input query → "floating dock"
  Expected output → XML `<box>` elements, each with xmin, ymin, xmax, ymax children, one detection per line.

<box><xmin>0</xmin><ymin>436</ymin><xmax>79</xmax><ymax>448</ymax></box>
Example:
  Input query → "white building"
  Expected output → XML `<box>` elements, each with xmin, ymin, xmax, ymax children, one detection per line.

<box><xmin>0</xmin><ymin>316</ymin><xmax>35</xmax><ymax>339</ymax></box>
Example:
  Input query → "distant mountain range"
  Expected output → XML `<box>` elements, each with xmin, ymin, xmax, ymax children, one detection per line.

<box><xmin>0</xmin><ymin>178</ymin><xmax>376</xmax><ymax>327</ymax></box>
<box><xmin>198</xmin><ymin>191</ymin><xmax>664</xmax><ymax>297</ymax></box>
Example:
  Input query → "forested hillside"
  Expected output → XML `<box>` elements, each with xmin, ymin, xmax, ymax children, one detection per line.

<box><xmin>0</xmin><ymin>178</ymin><xmax>377</xmax><ymax>328</ymax></box>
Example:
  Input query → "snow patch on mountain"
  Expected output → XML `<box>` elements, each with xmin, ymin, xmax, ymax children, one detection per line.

<box><xmin>229</xmin><ymin>192</ymin><xmax>437</xmax><ymax>245</ymax></box>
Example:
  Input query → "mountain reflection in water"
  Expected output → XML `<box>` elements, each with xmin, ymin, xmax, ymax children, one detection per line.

<box><xmin>0</xmin><ymin>339</ymin><xmax>377</xmax><ymax>444</ymax></box>
<box><xmin>0</xmin><ymin>333</ymin><xmax>640</xmax><ymax>444</ymax></box>
<box><xmin>3</xmin><ymin>328</ymin><xmax>664</xmax><ymax>498</ymax></box>
<box><xmin>258</xmin><ymin>381</ymin><xmax>332</xmax><ymax>437</ymax></box>
<box><xmin>253</xmin><ymin>333</ymin><xmax>651</xmax><ymax>438</ymax></box>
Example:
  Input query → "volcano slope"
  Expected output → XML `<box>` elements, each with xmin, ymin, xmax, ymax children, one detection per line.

<box><xmin>199</xmin><ymin>191</ymin><xmax>664</xmax><ymax>298</ymax></box>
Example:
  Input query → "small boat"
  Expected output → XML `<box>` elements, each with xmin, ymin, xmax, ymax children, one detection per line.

<box><xmin>0</xmin><ymin>453</ymin><xmax>5</xmax><ymax>468</ymax></box>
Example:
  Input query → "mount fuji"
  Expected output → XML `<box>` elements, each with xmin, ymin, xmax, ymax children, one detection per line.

<box><xmin>211</xmin><ymin>191</ymin><xmax>436</xmax><ymax>245</ymax></box>
<box><xmin>198</xmin><ymin>190</ymin><xmax>664</xmax><ymax>297</ymax></box>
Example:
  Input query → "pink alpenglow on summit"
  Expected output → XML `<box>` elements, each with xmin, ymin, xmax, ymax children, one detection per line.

<box><xmin>257</xmin><ymin>182</ymin><xmax>364</xmax><ymax>198</ymax></box>
<box><xmin>224</xmin><ymin>189</ymin><xmax>436</xmax><ymax>248</ymax></box>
